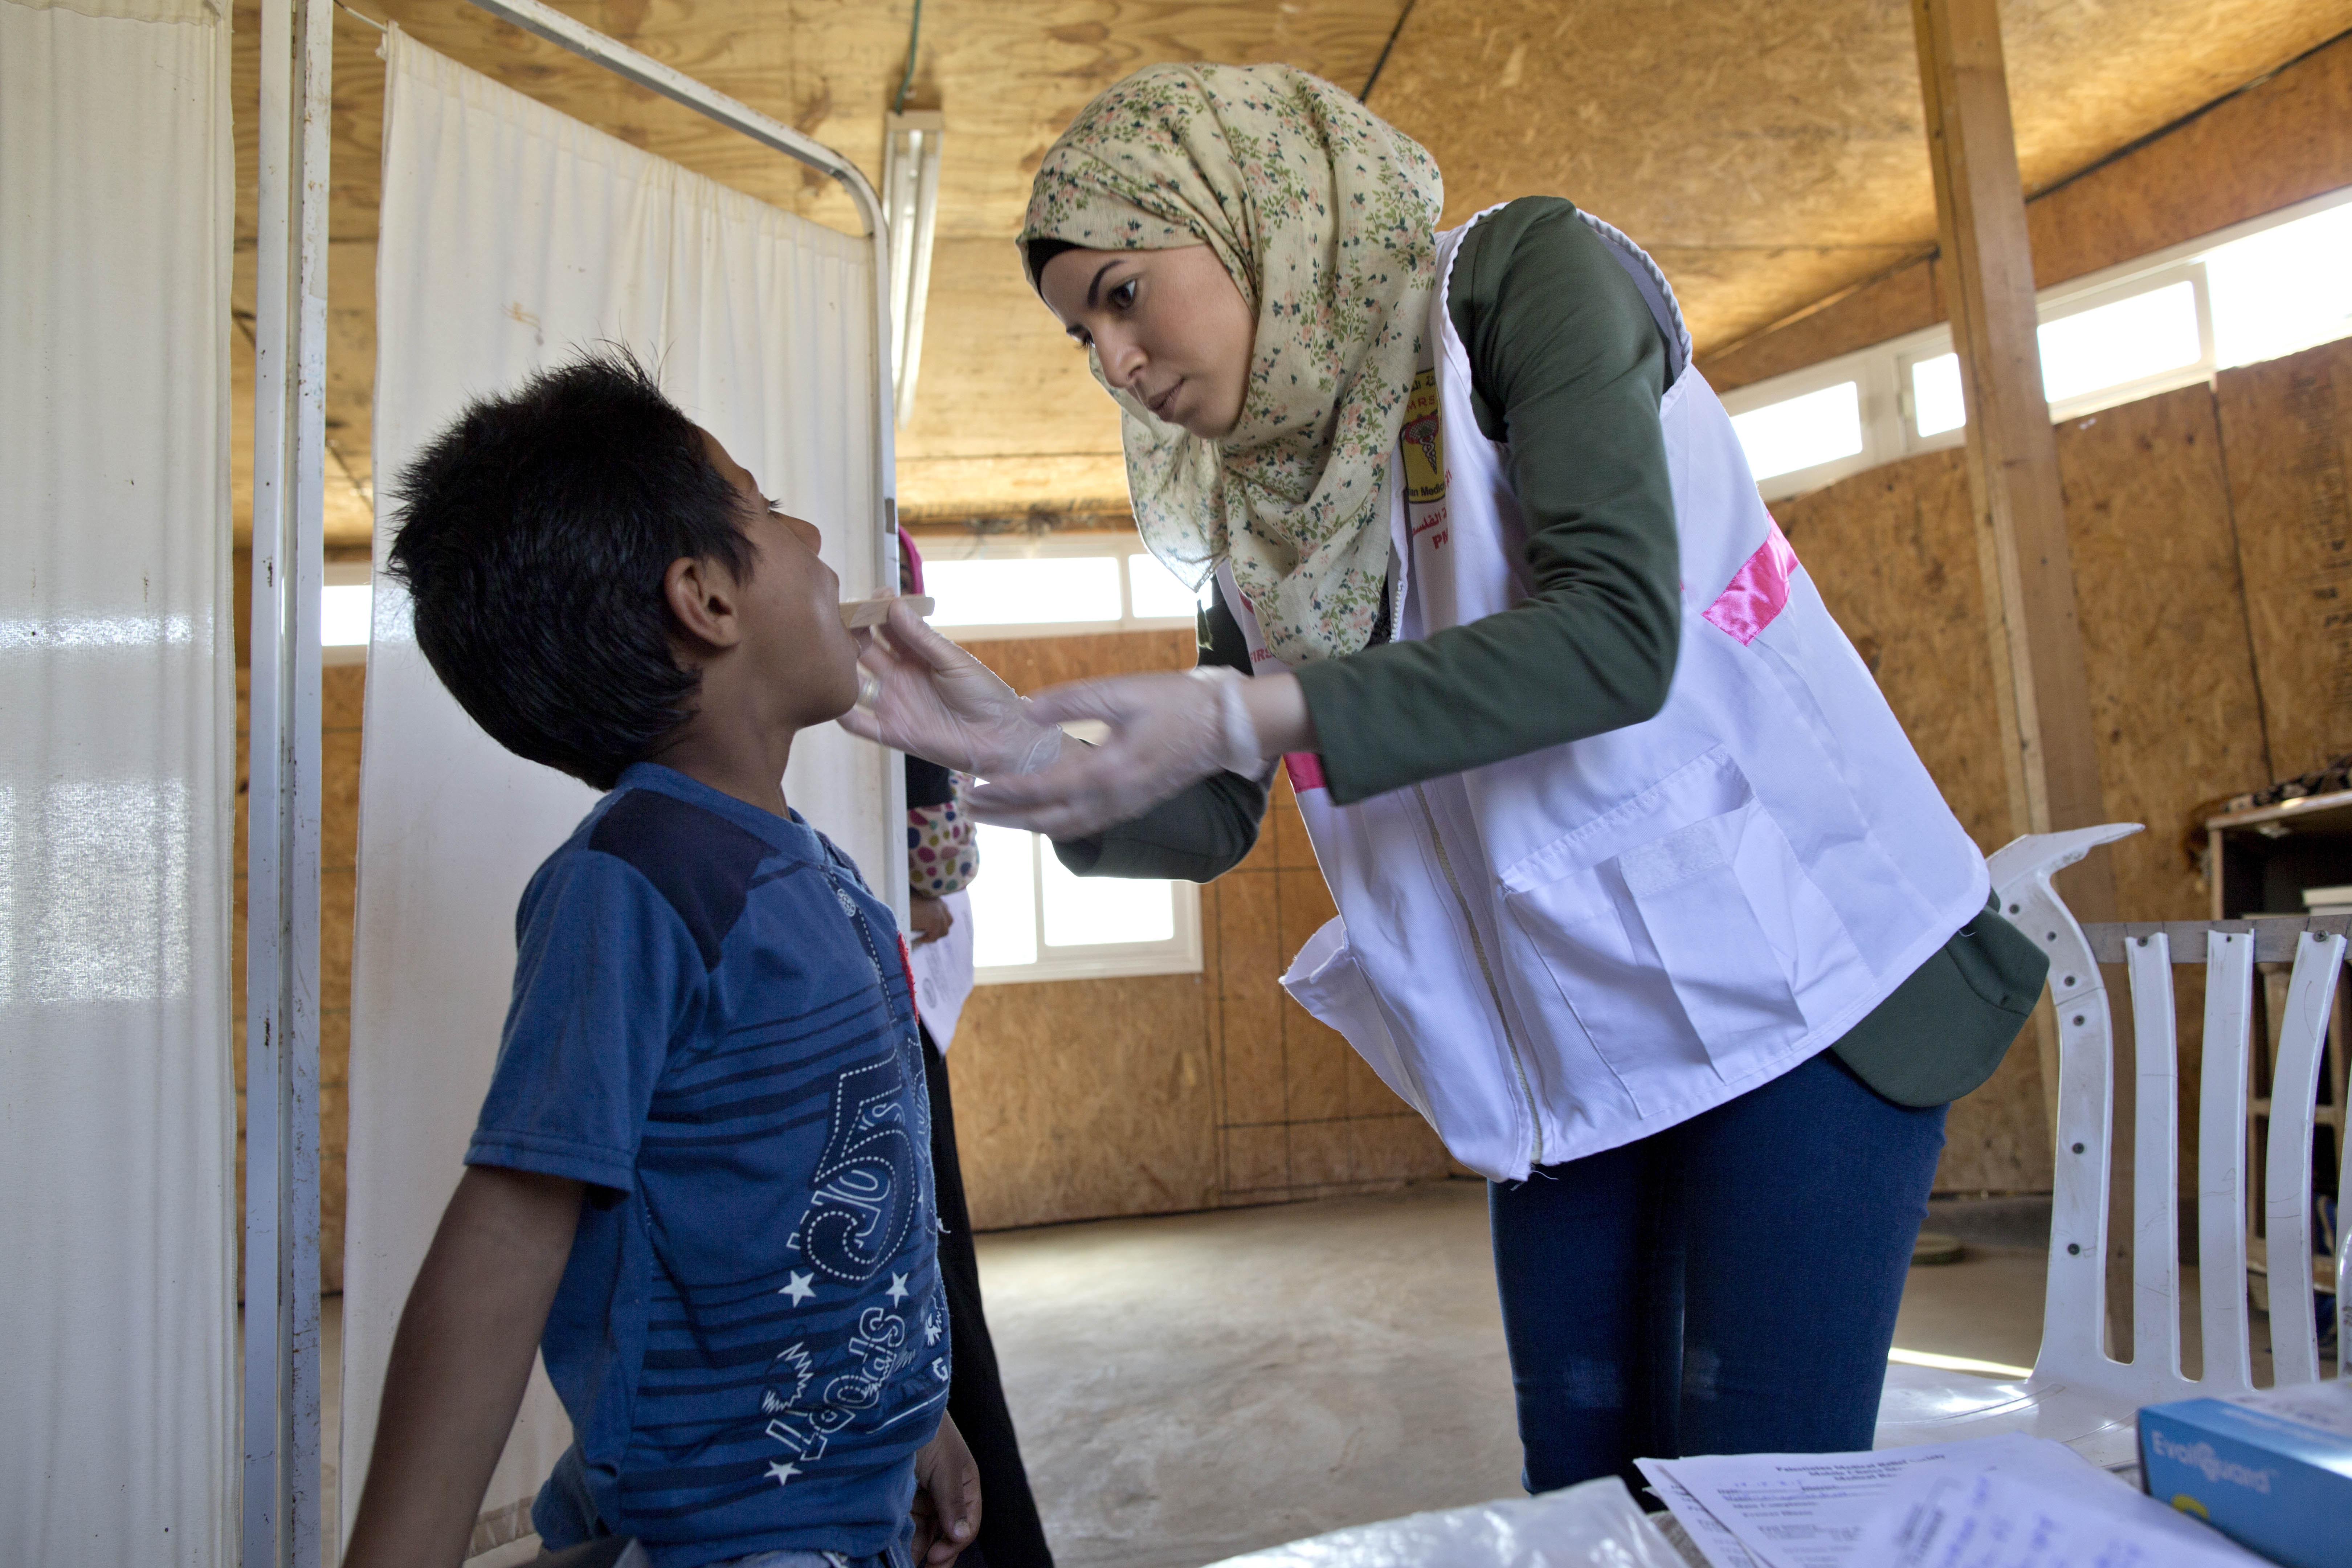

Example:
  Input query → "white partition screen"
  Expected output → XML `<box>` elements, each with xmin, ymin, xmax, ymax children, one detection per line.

<box><xmin>346</xmin><ymin>30</ymin><xmax>889</xmax><ymax>1557</ymax></box>
<box><xmin>0</xmin><ymin>0</ymin><xmax>237</xmax><ymax>1561</ymax></box>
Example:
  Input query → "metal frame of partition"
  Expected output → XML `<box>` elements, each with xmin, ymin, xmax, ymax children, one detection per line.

<box><xmin>246</xmin><ymin>0</ymin><xmax>332</xmax><ymax>1562</ymax></box>
<box><xmin>242</xmin><ymin>3</ymin><xmax>903</xmax><ymax>1559</ymax></box>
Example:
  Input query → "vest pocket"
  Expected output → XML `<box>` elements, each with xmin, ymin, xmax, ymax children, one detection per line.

<box><xmin>1281</xmin><ymin>916</ymin><xmax>1434</xmax><ymax>1125</ymax></box>
<box><xmin>1498</xmin><ymin>752</ymin><xmax>1853</xmax><ymax>1095</ymax></box>
<box><xmin>1619</xmin><ymin>805</ymin><xmax>1811</xmax><ymax>1061</ymax></box>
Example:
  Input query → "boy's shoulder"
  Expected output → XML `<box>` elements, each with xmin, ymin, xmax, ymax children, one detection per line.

<box><xmin>524</xmin><ymin>767</ymin><xmax>856</xmax><ymax>965</ymax></box>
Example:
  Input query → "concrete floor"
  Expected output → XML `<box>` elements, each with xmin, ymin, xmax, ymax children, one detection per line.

<box><xmin>313</xmin><ymin>1178</ymin><xmax>2179</xmax><ymax>1567</ymax></box>
<box><xmin>977</xmin><ymin>1182</ymin><xmax>1528</xmax><ymax>1568</ymax></box>
<box><xmin>981</xmin><ymin>1179</ymin><xmax>2053</xmax><ymax>1568</ymax></box>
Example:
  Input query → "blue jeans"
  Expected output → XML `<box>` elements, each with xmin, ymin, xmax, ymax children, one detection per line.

<box><xmin>1488</xmin><ymin>1049</ymin><xmax>1947</xmax><ymax>1494</ymax></box>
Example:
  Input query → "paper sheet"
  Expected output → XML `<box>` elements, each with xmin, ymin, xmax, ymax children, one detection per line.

<box><xmin>1645</xmin><ymin>1435</ymin><xmax>2144</xmax><ymax>1568</ymax></box>
<box><xmin>1849</xmin><ymin>1466</ymin><xmax>2262</xmax><ymax>1568</ymax></box>
<box><xmin>1636</xmin><ymin>1461</ymin><xmax>1764</xmax><ymax>1568</ymax></box>
<box><xmin>907</xmin><ymin>889</ymin><xmax>974</xmax><ymax>1051</ymax></box>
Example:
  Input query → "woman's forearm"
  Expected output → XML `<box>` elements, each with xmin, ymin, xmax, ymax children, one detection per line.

<box><xmin>1052</xmin><ymin>764</ymin><xmax>1271</xmax><ymax>881</ymax></box>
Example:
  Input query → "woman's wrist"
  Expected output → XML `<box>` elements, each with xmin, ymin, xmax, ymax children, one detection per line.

<box><xmin>999</xmin><ymin>705</ymin><xmax>1065</xmax><ymax>776</ymax></box>
<box><xmin>1239</xmin><ymin>671</ymin><xmax>1315</xmax><ymax>761</ymax></box>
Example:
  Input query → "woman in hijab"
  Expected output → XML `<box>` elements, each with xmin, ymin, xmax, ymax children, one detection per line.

<box><xmin>845</xmin><ymin>63</ymin><xmax>2047</xmax><ymax>1493</ymax></box>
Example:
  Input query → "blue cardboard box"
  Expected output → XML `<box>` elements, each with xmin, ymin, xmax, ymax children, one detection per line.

<box><xmin>2139</xmin><ymin>1380</ymin><xmax>2352</xmax><ymax>1568</ymax></box>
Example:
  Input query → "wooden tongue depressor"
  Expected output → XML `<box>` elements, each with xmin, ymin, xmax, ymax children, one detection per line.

<box><xmin>838</xmin><ymin>595</ymin><xmax>935</xmax><ymax>629</ymax></box>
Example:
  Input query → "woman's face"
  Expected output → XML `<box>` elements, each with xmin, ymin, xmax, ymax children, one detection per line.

<box><xmin>1039</xmin><ymin>244</ymin><xmax>1254</xmax><ymax>440</ymax></box>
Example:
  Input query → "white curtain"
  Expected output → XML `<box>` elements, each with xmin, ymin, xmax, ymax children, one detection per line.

<box><xmin>0</xmin><ymin>0</ymin><xmax>237</xmax><ymax>1562</ymax></box>
<box><xmin>347</xmin><ymin>32</ymin><xmax>887</xmax><ymax>1558</ymax></box>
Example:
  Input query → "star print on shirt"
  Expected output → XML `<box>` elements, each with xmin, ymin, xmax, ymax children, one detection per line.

<box><xmin>886</xmin><ymin>1273</ymin><xmax>910</xmax><ymax>1305</ymax></box>
<box><xmin>778</xmin><ymin>1271</ymin><xmax>816</xmax><ymax>1305</ymax></box>
<box><xmin>766</xmin><ymin>1461</ymin><xmax>800</xmax><ymax>1487</ymax></box>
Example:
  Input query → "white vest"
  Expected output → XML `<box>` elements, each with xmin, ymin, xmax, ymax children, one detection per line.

<box><xmin>1227</xmin><ymin>209</ymin><xmax>1988</xmax><ymax>1182</ymax></box>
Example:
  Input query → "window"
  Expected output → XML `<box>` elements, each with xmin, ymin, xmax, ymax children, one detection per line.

<box><xmin>2036</xmin><ymin>277</ymin><xmax>2205</xmax><ymax>406</ymax></box>
<box><xmin>2205</xmin><ymin>199</ymin><xmax>2352</xmax><ymax>370</ymax></box>
<box><xmin>1722</xmin><ymin>185</ymin><xmax>2352</xmax><ymax>500</ymax></box>
<box><xmin>917</xmin><ymin>531</ymin><xmax>1208</xmax><ymax>638</ymax></box>
<box><xmin>1907</xmin><ymin>352</ymin><xmax>1966</xmax><ymax>438</ymax></box>
<box><xmin>323</xmin><ymin>561</ymin><xmax>371</xmax><ymax>665</ymax></box>
<box><xmin>927</xmin><ymin>555</ymin><xmax>1122</xmax><ymax>627</ymax></box>
<box><xmin>1729</xmin><ymin>380</ymin><xmax>1864</xmax><ymax>482</ymax></box>
<box><xmin>1128</xmin><ymin>550</ymin><xmax>1211</xmax><ymax>618</ymax></box>
<box><xmin>914</xmin><ymin>531</ymin><xmax>1208</xmax><ymax>984</ymax></box>
<box><xmin>1718</xmin><ymin>351</ymin><xmax>1902</xmax><ymax>497</ymax></box>
<box><xmin>966</xmin><ymin>817</ymin><xmax>1201</xmax><ymax>985</ymax></box>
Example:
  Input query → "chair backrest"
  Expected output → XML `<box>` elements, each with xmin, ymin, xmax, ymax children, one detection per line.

<box><xmin>1989</xmin><ymin>826</ymin><xmax>2350</xmax><ymax>1410</ymax></box>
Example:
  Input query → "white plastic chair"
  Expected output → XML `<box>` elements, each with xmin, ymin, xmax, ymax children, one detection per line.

<box><xmin>1875</xmin><ymin>824</ymin><xmax>2352</xmax><ymax>1467</ymax></box>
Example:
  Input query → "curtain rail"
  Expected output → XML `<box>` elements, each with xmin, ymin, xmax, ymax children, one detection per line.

<box><xmin>461</xmin><ymin>0</ymin><xmax>906</xmax><ymax>927</ymax></box>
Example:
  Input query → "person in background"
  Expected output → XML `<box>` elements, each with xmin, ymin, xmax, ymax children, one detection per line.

<box><xmin>901</xmin><ymin>535</ymin><xmax>1056</xmax><ymax>1568</ymax></box>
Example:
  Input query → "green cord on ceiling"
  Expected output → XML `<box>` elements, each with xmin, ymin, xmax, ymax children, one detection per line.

<box><xmin>893</xmin><ymin>0</ymin><xmax>924</xmax><ymax>114</ymax></box>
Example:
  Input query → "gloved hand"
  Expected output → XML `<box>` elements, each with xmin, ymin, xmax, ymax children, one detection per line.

<box><xmin>836</xmin><ymin>600</ymin><xmax>1064</xmax><ymax>777</ymax></box>
<box><xmin>965</xmin><ymin>666</ymin><xmax>1262</xmax><ymax>840</ymax></box>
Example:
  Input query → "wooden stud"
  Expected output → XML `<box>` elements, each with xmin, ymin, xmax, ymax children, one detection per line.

<box><xmin>1912</xmin><ymin>0</ymin><xmax>2128</xmax><ymax>1344</ymax></box>
<box><xmin>1912</xmin><ymin>0</ymin><xmax>2112</xmax><ymax>871</ymax></box>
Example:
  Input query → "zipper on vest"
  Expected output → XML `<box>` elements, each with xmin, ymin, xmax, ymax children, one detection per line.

<box><xmin>1410</xmin><ymin>783</ymin><xmax>1544</xmax><ymax>1168</ymax></box>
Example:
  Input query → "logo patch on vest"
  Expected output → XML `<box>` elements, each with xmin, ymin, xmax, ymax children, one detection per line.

<box><xmin>1400</xmin><ymin>368</ymin><xmax>1446</xmax><ymax>505</ymax></box>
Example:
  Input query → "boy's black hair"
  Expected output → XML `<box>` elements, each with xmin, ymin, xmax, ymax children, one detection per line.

<box><xmin>384</xmin><ymin>348</ymin><xmax>752</xmax><ymax>791</ymax></box>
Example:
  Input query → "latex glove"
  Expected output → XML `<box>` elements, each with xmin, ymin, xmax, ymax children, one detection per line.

<box><xmin>966</xmin><ymin>666</ymin><xmax>1260</xmax><ymax>840</ymax></box>
<box><xmin>836</xmin><ymin>600</ymin><xmax>1063</xmax><ymax>777</ymax></box>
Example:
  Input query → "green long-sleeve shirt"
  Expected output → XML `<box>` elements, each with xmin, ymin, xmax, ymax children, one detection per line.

<box><xmin>1057</xmin><ymin>197</ymin><xmax>2044</xmax><ymax>1109</ymax></box>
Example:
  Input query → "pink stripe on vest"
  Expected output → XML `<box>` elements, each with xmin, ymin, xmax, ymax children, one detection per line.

<box><xmin>1284</xmin><ymin>752</ymin><xmax>1327</xmax><ymax>793</ymax></box>
<box><xmin>1703</xmin><ymin>520</ymin><xmax>1799</xmax><ymax>646</ymax></box>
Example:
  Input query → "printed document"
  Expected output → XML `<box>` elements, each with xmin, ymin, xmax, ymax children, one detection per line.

<box><xmin>1640</xmin><ymin>1433</ymin><xmax>2253</xmax><ymax>1568</ymax></box>
<box><xmin>1849</xmin><ymin>1464</ymin><xmax>2261</xmax><ymax>1568</ymax></box>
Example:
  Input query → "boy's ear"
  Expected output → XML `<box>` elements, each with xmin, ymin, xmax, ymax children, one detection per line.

<box><xmin>663</xmin><ymin>555</ymin><xmax>742</xmax><ymax>651</ymax></box>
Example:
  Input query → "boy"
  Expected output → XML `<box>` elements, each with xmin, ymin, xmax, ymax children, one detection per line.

<box><xmin>343</xmin><ymin>351</ymin><xmax>979</xmax><ymax>1568</ymax></box>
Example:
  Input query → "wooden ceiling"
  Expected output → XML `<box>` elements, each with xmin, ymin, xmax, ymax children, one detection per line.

<box><xmin>226</xmin><ymin>0</ymin><xmax>2351</xmax><ymax>545</ymax></box>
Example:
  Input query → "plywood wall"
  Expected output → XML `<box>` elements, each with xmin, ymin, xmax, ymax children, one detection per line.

<box><xmin>1772</xmin><ymin>349</ymin><xmax>2352</xmax><ymax>1196</ymax></box>
<box><xmin>2059</xmin><ymin>385</ymin><xmax>2274</xmax><ymax>916</ymax></box>
<box><xmin>2218</xmin><ymin>336</ymin><xmax>2352</xmax><ymax>777</ymax></box>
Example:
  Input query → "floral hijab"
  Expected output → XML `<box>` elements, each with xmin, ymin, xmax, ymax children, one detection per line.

<box><xmin>1020</xmin><ymin>64</ymin><xmax>1443</xmax><ymax>665</ymax></box>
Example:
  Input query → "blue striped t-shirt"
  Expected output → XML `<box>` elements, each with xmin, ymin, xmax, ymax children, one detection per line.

<box><xmin>467</xmin><ymin>763</ymin><xmax>945</xmax><ymax>1567</ymax></box>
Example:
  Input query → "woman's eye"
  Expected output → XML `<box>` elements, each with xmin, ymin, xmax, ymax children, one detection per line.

<box><xmin>1110</xmin><ymin>279</ymin><xmax>1138</xmax><ymax>309</ymax></box>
